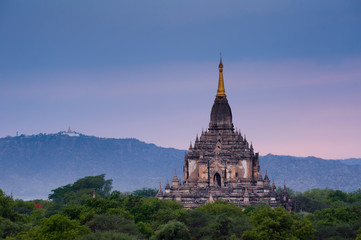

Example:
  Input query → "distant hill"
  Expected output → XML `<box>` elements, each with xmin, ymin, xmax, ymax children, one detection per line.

<box><xmin>260</xmin><ymin>154</ymin><xmax>361</xmax><ymax>193</ymax></box>
<box><xmin>341</xmin><ymin>158</ymin><xmax>361</xmax><ymax>166</ymax></box>
<box><xmin>0</xmin><ymin>133</ymin><xmax>184</xmax><ymax>200</ymax></box>
<box><xmin>0</xmin><ymin>133</ymin><xmax>360</xmax><ymax>200</ymax></box>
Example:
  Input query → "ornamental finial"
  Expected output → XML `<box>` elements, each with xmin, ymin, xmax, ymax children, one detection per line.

<box><xmin>216</xmin><ymin>54</ymin><xmax>226</xmax><ymax>97</ymax></box>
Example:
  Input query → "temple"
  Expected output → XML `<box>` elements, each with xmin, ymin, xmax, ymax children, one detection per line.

<box><xmin>157</xmin><ymin>58</ymin><xmax>293</xmax><ymax>211</ymax></box>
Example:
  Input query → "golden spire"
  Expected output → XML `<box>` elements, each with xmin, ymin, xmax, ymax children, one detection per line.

<box><xmin>216</xmin><ymin>53</ymin><xmax>226</xmax><ymax>97</ymax></box>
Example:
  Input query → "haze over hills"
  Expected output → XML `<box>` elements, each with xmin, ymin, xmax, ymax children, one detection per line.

<box><xmin>0</xmin><ymin>132</ymin><xmax>184</xmax><ymax>200</ymax></box>
<box><xmin>260</xmin><ymin>155</ymin><xmax>361</xmax><ymax>192</ymax></box>
<box><xmin>0</xmin><ymin>132</ymin><xmax>360</xmax><ymax>200</ymax></box>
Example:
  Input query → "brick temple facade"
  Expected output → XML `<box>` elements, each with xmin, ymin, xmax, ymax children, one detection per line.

<box><xmin>157</xmin><ymin>58</ymin><xmax>293</xmax><ymax>211</ymax></box>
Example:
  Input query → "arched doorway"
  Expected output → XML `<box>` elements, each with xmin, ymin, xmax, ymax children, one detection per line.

<box><xmin>214</xmin><ymin>173</ymin><xmax>221</xmax><ymax>187</ymax></box>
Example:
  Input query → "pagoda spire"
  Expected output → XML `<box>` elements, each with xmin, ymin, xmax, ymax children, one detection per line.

<box><xmin>157</xmin><ymin>181</ymin><xmax>163</xmax><ymax>196</ymax></box>
<box><xmin>216</xmin><ymin>53</ymin><xmax>226</xmax><ymax>97</ymax></box>
<box><xmin>264</xmin><ymin>170</ymin><xmax>270</xmax><ymax>181</ymax></box>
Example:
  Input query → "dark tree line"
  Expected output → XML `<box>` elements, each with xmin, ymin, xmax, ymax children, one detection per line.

<box><xmin>1</xmin><ymin>174</ymin><xmax>361</xmax><ymax>239</ymax></box>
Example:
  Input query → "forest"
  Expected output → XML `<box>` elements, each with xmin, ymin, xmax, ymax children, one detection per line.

<box><xmin>1</xmin><ymin>174</ymin><xmax>361</xmax><ymax>240</ymax></box>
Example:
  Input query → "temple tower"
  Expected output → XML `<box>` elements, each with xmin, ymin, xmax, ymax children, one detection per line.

<box><xmin>158</xmin><ymin>57</ymin><xmax>293</xmax><ymax>210</ymax></box>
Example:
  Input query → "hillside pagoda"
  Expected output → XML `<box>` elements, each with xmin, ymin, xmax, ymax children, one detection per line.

<box><xmin>157</xmin><ymin>57</ymin><xmax>293</xmax><ymax>210</ymax></box>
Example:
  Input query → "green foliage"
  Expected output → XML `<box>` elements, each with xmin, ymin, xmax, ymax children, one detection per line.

<box><xmin>10</xmin><ymin>214</ymin><xmax>90</xmax><ymax>240</ymax></box>
<box><xmin>356</xmin><ymin>227</ymin><xmax>361</xmax><ymax>240</ymax></box>
<box><xmin>131</xmin><ymin>197</ymin><xmax>183</xmax><ymax>223</ymax></box>
<box><xmin>312</xmin><ymin>223</ymin><xmax>361</xmax><ymax>240</ymax></box>
<box><xmin>152</xmin><ymin>220</ymin><xmax>190</xmax><ymax>240</ymax></box>
<box><xmin>9</xmin><ymin>228</ymin><xmax>38</xmax><ymax>240</ymax></box>
<box><xmin>307</xmin><ymin>206</ymin><xmax>361</xmax><ymax>239</ymax></box>
<box><xmin>0</xmin><ymin>190</ymin><xmax>20</xmax><ymax>221</ymax></box>
<box><xmin>132</xmin><ymin>188</ymin><xmax>158</xmax><ymax>198</ymax></box>
<box><xmin>49</xmin><ymin>184</ymin><xmax>72</xmax><ymax>204</ymax></box>
<box><xmin>327</xmin><ymin>190</ymin><xmax>348</xmax><ymax>202</ymax></box>
<box><xmin>49</xmin><ymin>174</ymin><xmax>112</xmax><ymax>206</ymax></box>
<box><xmin>137</xmin><ymin>221</ymin><xmax>153</xmax><ymax>238</ymax></box>
<box><xmin>62</xmin><ymin>204</ymin><xmax>86</xmax><ymax>220</ymax></box>
<box><xmin>0</xmin><ymin>217</ymin><xmax>25</xmax><ymax>239</ymax></box>
<box><xmin>72</xmin><ymin>174</ymin><xmax>112</xmax><ymax>197</ymax></box>
<box><xmin>13</xmin><ymin>200</ymin><xmax>36</xmax><ymax>216</ymax></box>
<box><xmin>106</xmin><ymin>208</ymin><xmax>134</xmax><ymax>220</ymax></box>
<box><xmin>28</xmin><ymin>208</ymin><xmax>45</xmax><ymax>225</ymax></box>
<box><xmin>308</xmin><ymin>206</ymin><xmax>361</xmax><ymax>225</ymax></box>
<box><xmin>187</xmin><ymin>209</ymin><xmax>215</xmax><ymax>238</ymax></box>
<box><xmin>77</xmin><ymin>231</ymin><xmax>138</xmax><ymax>240</ymax></box>
<box><xmin>36</xmin><ymin>214</ymin><xmax>90</xmax><ymax>240</ymax></box>
<box><xmin>85</xmin><ymin>214</ymin><xmax>140</xmax><ymax>235</ymax></box>
<box><xmin>152</xmin><ymin>206</ymin><xmax>189</xmax><ymax>226</ymax></box>
<box><xmin>62</xmin><ymin>189</ymin><xmax>95</xmax><ymax>206</ymax></box>
<box><xmin>196</xmin><ymin>200</ymin><xmax>253</xmax><ymax>239</ymax></box>
<box><xmin>11</xmin><ymin>199</ymin><xmax>46</xmax><ymax>226</ymax></box>
<box><xmin>0</xmin><ymin>190</ymin><xmax>27</xmax><ymax>238</ymax></box>
<box><xmin>229</xmin><ymin>213</ymin><xmax>253</xmax><ymax>238</ymax></box>
<box><xmin>294</xmin><ymin>196</ymin><xmax>329</xmax><ymax>213</ymax></box>
<box><xmin>40</xmin><ymin>200</ymin><xmax>63</xmax><ymax>218</ymax></box>
<box><xmin>197</xmin><ymin>200</ymin><xmax>244</xmax><ymax>218</ymax></box>
<box><xmin>294</xmin><ymin>188</ymin><xmax>361</xmax><ymax>214</ymax></box>
<box><xmin>242</xmin><ymin>206</ymin><xmax>315</xmax><ymax>240</ymax></box>
<box><xmin>188</xmin><ymin>202</ymin><xmax>251</xmax><ymax>239</ymax></box>
<box><xmin>209</xmin><ymin>213</ymin><xmax>232</xmax><ymax>239</ymax></box>
<box><xmin>4</xmin><ymin>180</ymin><xmax>361</xmax><ymax>240</ymax></box>
<box><xmin>82</xmin><ymin>197</ymin><xmax>119</xmax><ymax>215</ymax></box>
<box><xmin>298</xmin><ymin>188</ymin><xmax>332</xmax><ymax>203</ymax></box>
<box><xmin>347</xmin><ymin>189</ymin><xmax>361</xmax><ymax>203</ymax></box>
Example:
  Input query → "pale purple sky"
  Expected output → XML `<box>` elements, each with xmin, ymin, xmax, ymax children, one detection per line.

<box><xmin>1</xmin><ymin>0</ymin><xmax>361</xmax><ymax>159</ymax></box>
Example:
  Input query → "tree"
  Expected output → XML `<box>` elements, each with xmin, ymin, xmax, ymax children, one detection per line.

<box><xmin>0</xmin><ymin>217</ymin><xmax>24</xmax><ymax>239</ymax></box>
<box><xmin>0</xmin><ymin>189</ymin><xmax>20</xmax><ymax>221</ymax></box>
<box><xmin>197</xmin><ymin>200</ymin><xmax>243</xmax><ymax>218</ymax></box>
<box><xmin>130</xmin><ymin>197</ymin><xmax>183</xmax><ymax>223</ymax></box>
<box><xmin>62</xmin><ymin>204</ymin><xmax>86</xmax><ymax>220</ymax></box>
<box><xmin>12</xmin><ymin>199</ymin><xmax>36</xmax><ymax>216</ymax></box>
<box><xmin>242</xmin><ymin>206</ymin><xmax>315</xmax><ymax>240</ymax></box>
<box><xmin>49</xmin><ymin>174</ymin><xmax>113</xmax><ymax>206</ymax></box>
<box><xmin>298</xmin><ymin>188</ymin><xmax>331</xmax><ymax>203</ymax></box>
<box><xmin>327</xmin><ymin>190</ymin><xmax>348</xmax><ymax>203</ymax></box>
<box><xmin>187</xmin><ymin>209</ymin><xmax>215</xmax><ymax>239</ymax></box>
<box><xmin>151</xmin><ymin>220</ymin><xmax>190</xmax><ymax>240</ymax></box>
<box><xmin>77</xmin><ymin>231</ymin><xmax>137</xmax><ymax>240</ymax></box>
<box><xmin>356</xmin><ymin>227</ymin><xmax>361</xmax><ymax>240</ymax></box>
<box><xmin>137</xmin><ymin>221</ymin><xmax>153</xmax><ymax>238</ymax></box>
<box><xmin>48</xmin><ymin>184</ymin><xmax>73</xmax><ymax>205</ymax></box>
<box><xmin>347</xmin><ymin>189</ymin><xmax>361</xmax><ymax>203</ymax></box>
<box><xmin>85</xmin><ymin>214</ymin><xmax>140</xmax><ymax>235</ymax></box>
<box><xmin>306</xmin><ymin>206</ymin><xmax>361</xmax><ymax>239</ymax></box>
<box><xmin>293</xmin><ymin>196</ymin><xmax>329</xmax><ymax>213</ymax></box>
<box><xmin>132</xmin><ymin>188</ymin><xmax>158</xmax><ymax>198</ymax></box>
<box><xmin>72</xmin><ymin>174</ymin><xmax>112</xmax><ymax>197</ymax></box>
<box><xmin>19</xmin><ymin>214</ymin><xmax>90</xmax><ymax>240</ymax></box>
<box><xmin>209</xmin><ymin>214</ymin><xmax>232</xmax><ymax>240</ymax></box>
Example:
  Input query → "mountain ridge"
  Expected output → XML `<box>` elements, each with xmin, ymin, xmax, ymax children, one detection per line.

<box><xmin>0</xmin><ymin>133</ymin><xmax>360</xmax><ymax>199</ymax></box>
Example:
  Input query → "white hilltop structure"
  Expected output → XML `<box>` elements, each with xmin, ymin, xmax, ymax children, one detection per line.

<box><xmin>60</xmin><ymin>127</ymin><xmax>80</xmax><ymax>137</ymax></box>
